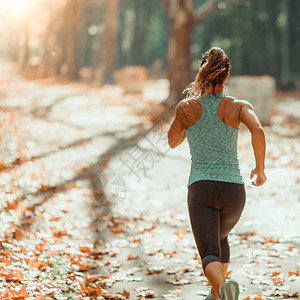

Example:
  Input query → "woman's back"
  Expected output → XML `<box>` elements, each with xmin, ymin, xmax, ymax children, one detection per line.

<box><xmin>179</xmin><ymin>94</ymin><xmax>244</xmax><ymax>130</ymax></box>
<box><xmin>183</xmin><ymin>93</ymin><xmax>244</xmax><ymax>187</ymax></box>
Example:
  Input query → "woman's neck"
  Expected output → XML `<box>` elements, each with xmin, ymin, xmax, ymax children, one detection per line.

<box><xmin>202</xmin><ymin>84</ymin><xmax>224</xmax><ymax>96</ymax></box>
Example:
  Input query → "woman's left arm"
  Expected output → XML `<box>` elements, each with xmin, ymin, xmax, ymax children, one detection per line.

<box><xmin>167</xmin><ymin>102</ymin><xmax>187</xmax><ymax>149</ymax></box>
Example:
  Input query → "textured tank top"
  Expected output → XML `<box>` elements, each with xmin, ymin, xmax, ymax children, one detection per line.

<box><xmin>185</xmin><ymin>93</ymin><xmax>244</xmax><ymax>187</ymax></box>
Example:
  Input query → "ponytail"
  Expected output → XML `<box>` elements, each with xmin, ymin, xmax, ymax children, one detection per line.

<box><xmin>185</xmin><ymin>47</ymin><xmax>231</xmax><ymax>98</ymax></box>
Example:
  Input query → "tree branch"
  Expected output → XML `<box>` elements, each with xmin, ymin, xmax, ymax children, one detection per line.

<box><xmin>182</xmin><ymin>0</ymin><xmax>193</xmax><ymax>13</ymax></box>
<box><xmin>162</xmin><ymin>0</ymin><xmax>169</xmax><ymax>17</ymax></box>
<box><xmin>192</xmin><ymin>0</ymin><xmax>219</xmax><ymax>24</ymax></box>
<box><xmin>162</xmin><ymin>0</ymin><xmax>179</xmax><ymax>22</ymax></box>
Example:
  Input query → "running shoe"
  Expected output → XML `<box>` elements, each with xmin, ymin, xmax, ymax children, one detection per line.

<box><xmin>205</xmin><ymin>290</ymin><xmax>220</xmax><ymax>300</ymax></box>
<box><xmin>219</xmin><ymin>280</ymin><xmax>239</xmax><ymax>300</ymax></box>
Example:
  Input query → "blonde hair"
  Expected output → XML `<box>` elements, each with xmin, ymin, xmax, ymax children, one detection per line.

<box><xmin>185</xmin><ymin>47</ymin><xmax>231</xmax><ymax>98</ymax></box>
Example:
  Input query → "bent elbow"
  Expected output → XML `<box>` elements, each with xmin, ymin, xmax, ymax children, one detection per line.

<box><xmin>167</xmin><ymin>132</ymin><xmax>174</xmax><ymax>149</ymax></box>
<box><xmin>251</xmin><ymin>127</ymin><xmax>265</xmax><ymax>139</ymax></box>
<box><xmin>168</xmin><ymin>139</ymin><xmax>176</xmax><ymax>149</ymax></box>
<box><xmin>252</xmin><ymin>126</ymin><xmax>265</xmax><ymax>134</ymax></box>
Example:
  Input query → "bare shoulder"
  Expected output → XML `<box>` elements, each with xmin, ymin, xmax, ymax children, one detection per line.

<box><xmin>175</xmin><ymin>97</ymin><xmax>200</xmax><ymax>111</ymax></box>
<box><xmin>173</xmin><ymin>97</ymin><xmax>202</xmax><ymax>129</ymax></box>
<box><xmin>232</xmin><ymin>98</ymin><xmax>254</xmax><ymax>110</ymax></box>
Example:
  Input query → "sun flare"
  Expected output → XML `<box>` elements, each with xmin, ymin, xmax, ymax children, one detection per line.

<box><xmin>1</xmin><ymin>0</ymin><xmax>31</xmax><ymax>16</ymax></box>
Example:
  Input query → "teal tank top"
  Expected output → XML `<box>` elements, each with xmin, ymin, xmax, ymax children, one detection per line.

<box><xmin>185</xmin><ymin>93</ymin><xmax>244</xmax><ymax>187</ymax></box>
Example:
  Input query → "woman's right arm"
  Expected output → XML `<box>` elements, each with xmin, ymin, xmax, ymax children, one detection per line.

<box><xmin>239</xmin><ymin>102</ymin><xmax>267</xmax><ymax>186</ymax></box>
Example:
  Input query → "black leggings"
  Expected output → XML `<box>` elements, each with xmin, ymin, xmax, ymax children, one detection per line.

<box><xmin>187</xmin><ymin>180</ymin><xmax>246</xmax><ymax>276</ymax></box>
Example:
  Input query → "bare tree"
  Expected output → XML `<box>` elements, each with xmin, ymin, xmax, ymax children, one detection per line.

<box><xmin>162</xmin><ymin>0</ymin><xmax>219</xmax><ymax>106</ymax></box>
<box><xmin>66</xmin><ymin>0</ymin><xmax>82</xmax><ymax>80</ymax></box>
<box><xmin>101</xmin><ymin>0</ymin><xmax>121</xmax><ymax>85</ymax></box>
<box><xmin>22</xmin><ymin>8</ymin><xmax>30</xmax><ymax>70</ymax></box>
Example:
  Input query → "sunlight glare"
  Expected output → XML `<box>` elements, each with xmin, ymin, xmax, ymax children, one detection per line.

<box><xmin>1</xmin><ymin>0</ymin><xmax>31</xmax><ymax>16</ymax></box>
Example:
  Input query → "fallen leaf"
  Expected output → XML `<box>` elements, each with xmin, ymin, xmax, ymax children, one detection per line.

<box><xmin>288</xmin><ymin>267</ymin><xmax>300</xmax><ymax>276</ymax></box>
<box><xmin>272</xmin><ymin>277</ymin><xmax>284</xmax><ymax>285</ymax></box>
<box><xmin>176</xmin><ymin>229</ymin><xmax>187</xmax><ymax>240</ymax></box>
<box><xmin>128</xmin><ymin>254</ymin><xmax>139</xmax><ymax>260</ymax></box>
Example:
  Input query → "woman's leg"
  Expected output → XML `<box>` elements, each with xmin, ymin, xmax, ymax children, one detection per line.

<box><xmin>210</xmin><ymin>262</ymin><xmax>229</xmax><ymax>295</ymax></box>
<box><xmin>187</xmin><ymin>181</ymin><xmax>224</xmax><ymax>296</ymax></box>
<box><xmin>206</xmin><ymin>262</ymin><xmax>225</xmax><ymax>296</ymax></box>
<box><xmin>219</xmin><ymin>183</ymin><xmax>246</xmax><ymax>262</ymax></box>
<box><xmin>187</xmin><ymin>181</ymin><xmax>245</xmax><ymax>297</ymax></box>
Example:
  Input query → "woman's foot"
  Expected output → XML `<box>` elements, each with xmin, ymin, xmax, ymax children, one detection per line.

<box><xmin>205</xmin><ymin>290</ymin><xmax>220</xmax><ymax>300</ymax></box>
<box><xmin>219</xmin><ymin>280</ymin><xmax>239</xmax><ymax>300</ymax></box>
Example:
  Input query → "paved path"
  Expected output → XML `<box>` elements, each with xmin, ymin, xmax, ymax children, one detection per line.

<box><xmin>0</xmin><ymin>61</ymin><xmax>299</xmax><ymax>299</ymax></box>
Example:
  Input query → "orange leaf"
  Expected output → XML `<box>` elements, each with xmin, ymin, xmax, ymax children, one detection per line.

<box><xmin>79</xmin><ymin>246</ymin><xmax>91</xmax><ymax>253</ymax></box>
<box><xmin>0</xmin><ymin>266</ymin><xmax>6</xmax><ymax>276</ymax></box>
<box><xmin>194</xmin><ymin>253</ymin><xmax>201</xmax><ymax>262</ymax></box>
<box><xmin>35</xmin><ymin>243</ymin><xmax>46</xmax><ymax>253</ymax></box>
<box><xmin>238</xmin><ymin>232</ymin><xmax>256</xmax><ymax>239</ymax></box>
<box><xmin>110</xmin><ymin>227</ymin><xmax>124</xmax><ymax>235</ymax></box>
<box><xmin>50</xmin><ymin>216</ymin><xmax>61</xmax><ymax>221</ymax></box>
<box><xmin>127</xmin><ymin>254</ymin><xmax>139</xmax><ymax>260</ymax></box>
<box><xmin>263</xmin><ymin>237</ymin><xmax>279</xmax><ymax>243</ymax></box>
<box><xmin>88</xmin><ymin>276</ymin><xmax>98</xmax><ymax>283</ymax></box>
<box><xmin>0</xmin><ymin>160</ymin><xmax>6</xmax><ymax>169</ymax></box>
<box><xmin>35</xmin><ymin>296</ymin><xmax>44</xmax><ymax>300</ymax></box>
<box><xmin>6</xmin><ymin>269</ymin><xmax>23</xmax><ymax>282</ymax></box>
<box><xmin>289</xmin><ymin>267</ymin><xmax>300</xmax><ymax>276</ymax></box>
<box><xmin>14</xmin><ymin>229</ymin><xmax>23</xmax><ymax>241</ymax></box>
<box><xmin>80</xmin><ymin>284</ymin><xmax>101</xmax><ymax>296</ymax></box>
<box><xmin>243</xmin><ymin>297</ymin><xmax>250</xmax><ymax>300</ymax></box>
<box><xmin>121</xmin><ymin>289</ymin><xmax>130</xmax><ymax>298</ymax></box>
<box><xmin>272</xmin><ymin>272</ymin><xmax>280</xmax><ymax>277</ymax></box>
<box><xmin>133</xmin><ymin>238</ymin><xmax>141</xmax><ymax>243</ymax></box>
<box><xmin>0</xmin><ymin>251</ymin><xmax>12</xmax><ymax>258</ymax></box>
<box><xmin>67</xmin><ymin>183</ymin><xmax>79</xmax><ymax>190</ymax></box>
<box><xmin>37</xmin><ymin>212</ymin><xmax>45</xmax><ymax>219</ymax></box>
<box><xmin>254</xmin><ymin>296</ymin><xmax>264</xmax><ymax>300</ymax></box>
<box><xmin>6</xmin><ymin>202</ymin><xmax>19</xmax><ymax>210</ymax></box>
<box><xmin>164</xmin><ymin>251</ymin><xmax>177</xmax><ymax>257</ymax></box>
<box><xmin>48</xmin><ymin>250</ymin><xmax>59</xmax><ymax>256</ymax></box>
<box><xmin>19</xmin><ymin>285</ymin><xmax>29</xmax><ymax>298</ymax></box>
<box><xmin>6</xmin><ymin>285</ymin><xmax>28</xmax><ymax>299</ymax></box>
<box><xmin>73</xmin><ymin>261</ymin><xmax>89</xmax><ymax>271</ymax></box>
<box><xmin>137</xmin><ymin>224</ymin><xmax>156</xmax><ymax>234</ymax></box>
<box><xmin>50</xmin><ymin>227</ymin><xmax>71</xmax><ymax>238</ymax></box>
<box><xmin>26</xmin><ymin>258</ymin><xmax>50</xmax><ymax>270</ymax></box>
<box><xmin>0</xmin><ymin>257</ymin><xmax>12</xmax><ymax>266</ymax></box>
<box><xmin>176</xmin><ymin>229</ymin><xmax>187</xmax><ymax>240</ymax></box>
<box><xmin>272</xmin><ymin>277</ymin><xmax>284</xmax><ymax>285</ymax></box>
<box><xmin>147</xmin><ymin>268</ymin><xmax>164</xmax><ymax>274</ymax></box>
<box><xmin>145</xmin><ymin>292</ymin><xmax>154</xmax><ymax>298</ymax></box>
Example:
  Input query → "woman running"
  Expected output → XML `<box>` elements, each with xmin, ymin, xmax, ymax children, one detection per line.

<box><xmin>167</xmin><ymin>47</ymin><xmax>267</xmax><ymax>299</ymax></box>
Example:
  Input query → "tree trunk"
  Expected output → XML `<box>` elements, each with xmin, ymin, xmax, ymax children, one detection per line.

<box><xmin>9</xmin><ymin>22</ymin><xmax>20</xmax><ymax>62</ymax></box>
<box><xmin>165</xmin><ymin>18</ymin><xmax>193</xmax><ymax>107</ymax></box>
<box><xmin>42</xmin><ymin>1</ymin><xmax>56</xmax><ymax>77</ymax></box>
<box><xmin>280</xmin><ymin>0</ymin><xmax>290</xmax><ymax>88</ymax></box>
<box><xmin>66</xmin><ymin>0</ymin><xmax>81</xmax><ymax>80</ymax></box>
<box><xmin>54</xmin><ymin>2</ymin><xmax>69</xmax><ymax>76</ymax></box>
<box><xmin>132</xmin><ymin>1</ymin><xmax>148</xmax><ymax>65</ymax></box>
<box><xmin>22</xmin><ymin>8</ymin><xmax>30</xmax><ymax>70</ymax></box>
<box><xmin>101</xmin><ymin>0</ymin><xmax>120</xmax><ymax>85</ymax></box>
<box><xmin>162</xmin><ymin>0</ymin><xmax>219</xmax><ymax>107</ymax></box>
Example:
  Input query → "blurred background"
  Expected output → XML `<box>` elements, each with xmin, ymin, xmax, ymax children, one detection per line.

<box><xmin>0</xmin><ymin>0</ymin><xmax>299</xmax><ymax>100</ymax></box>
